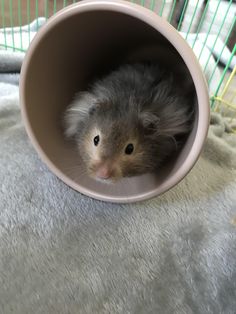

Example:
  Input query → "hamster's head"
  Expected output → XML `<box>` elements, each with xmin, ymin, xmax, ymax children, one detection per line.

<box><xmin>78</xmin><ymin>122</ymin><xmax>145</xmax><ymax>183</ymax></box>
<box><xmin>64</xmin><ymin>92</ymin><xmax>168</xmax><ymax>183</ymax></box>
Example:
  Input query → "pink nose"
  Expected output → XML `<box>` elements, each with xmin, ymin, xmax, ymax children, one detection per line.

<box><xmin>96</xmin><ymin>166</ymin><xmax>111</xmax><ymax>180</ymax></box>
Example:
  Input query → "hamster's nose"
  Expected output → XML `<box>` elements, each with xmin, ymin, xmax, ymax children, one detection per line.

<box><xmin>96</xmin><ymin>165</ymin><xmax>112</xmax><ymax>180</ymax></box>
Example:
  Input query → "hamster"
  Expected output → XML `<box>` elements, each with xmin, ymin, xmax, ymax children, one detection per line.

<box><xmin>64</xmin><ymin>63</ymin><xmax>194</xmax><ymax>183</ymax></box>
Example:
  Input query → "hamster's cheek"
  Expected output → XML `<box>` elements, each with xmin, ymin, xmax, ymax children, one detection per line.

<box><xmin>121</xmin><ymin>153</ymin><xmax>145</xmax><ymax>176</ymax></box>
<box><xmin>112</xmin><ymin>167</ymin><xmax>123</xmax><ymax>181</ymax></box>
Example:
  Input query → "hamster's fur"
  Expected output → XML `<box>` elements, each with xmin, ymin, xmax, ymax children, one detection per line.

<box><xmin>64</xmin><ymin>63</ymin><xmax>194</xmax><ymax>182</ymax></box>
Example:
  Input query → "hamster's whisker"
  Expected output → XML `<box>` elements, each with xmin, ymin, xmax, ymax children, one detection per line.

<box><xmin>124</xmin><ymin>178</ymin><xmax>133</xmax><ymax>203</ymax></box>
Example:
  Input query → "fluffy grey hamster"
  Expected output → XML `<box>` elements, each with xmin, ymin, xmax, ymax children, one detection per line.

<box><xmin>64</xmin><ymin>63</ymin><xmax>194</xmax><ymax>183</ymax></box>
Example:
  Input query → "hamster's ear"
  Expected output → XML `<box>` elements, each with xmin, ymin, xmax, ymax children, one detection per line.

<box><xmin>64</xmin><ymin>92</ymin><xmax>97</xmax><ymax>137</ymax></box>
<box><xmin>140</xmin><ymin>112</ymin><xmax>160</xmax><ymax>134</ymax></box>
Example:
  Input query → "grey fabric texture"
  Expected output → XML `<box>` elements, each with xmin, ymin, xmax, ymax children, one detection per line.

<box><xmin>1</xmin><ymin>74</ymin><xmax>236</xmax><ymax>314</ymax></box>
<box><xmin>1</xmin><ymin>23</ymin><xmax>236</xmax><ymax>314</ymax></box>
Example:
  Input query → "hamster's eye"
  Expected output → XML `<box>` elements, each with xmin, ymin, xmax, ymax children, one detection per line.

<box><xmin>125</xmin><ymin>143</ymin><xmax>134</xmax><ymax>155</ymax></box>
<box><xmin>93</xmin><ymin>135</ymin><xmax>100</xmax><ymax>146</ymax></box>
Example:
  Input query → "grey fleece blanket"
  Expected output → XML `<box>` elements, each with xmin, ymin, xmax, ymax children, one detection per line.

<box><xmin>1</xmin><ymin>77</ymin><xmax>236</xmax><ymax>314</ymax></box>
<box><xmin>1</xmin><ymin>28</ymin><xmax>236</xmax><ymax>314</ymax></box>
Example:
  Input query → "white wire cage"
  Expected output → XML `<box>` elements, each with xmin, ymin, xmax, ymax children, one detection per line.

<box><xmin>0</xmin><ymin>0</ymin><xmax>236</xmax><ymax>121</ymax></box>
